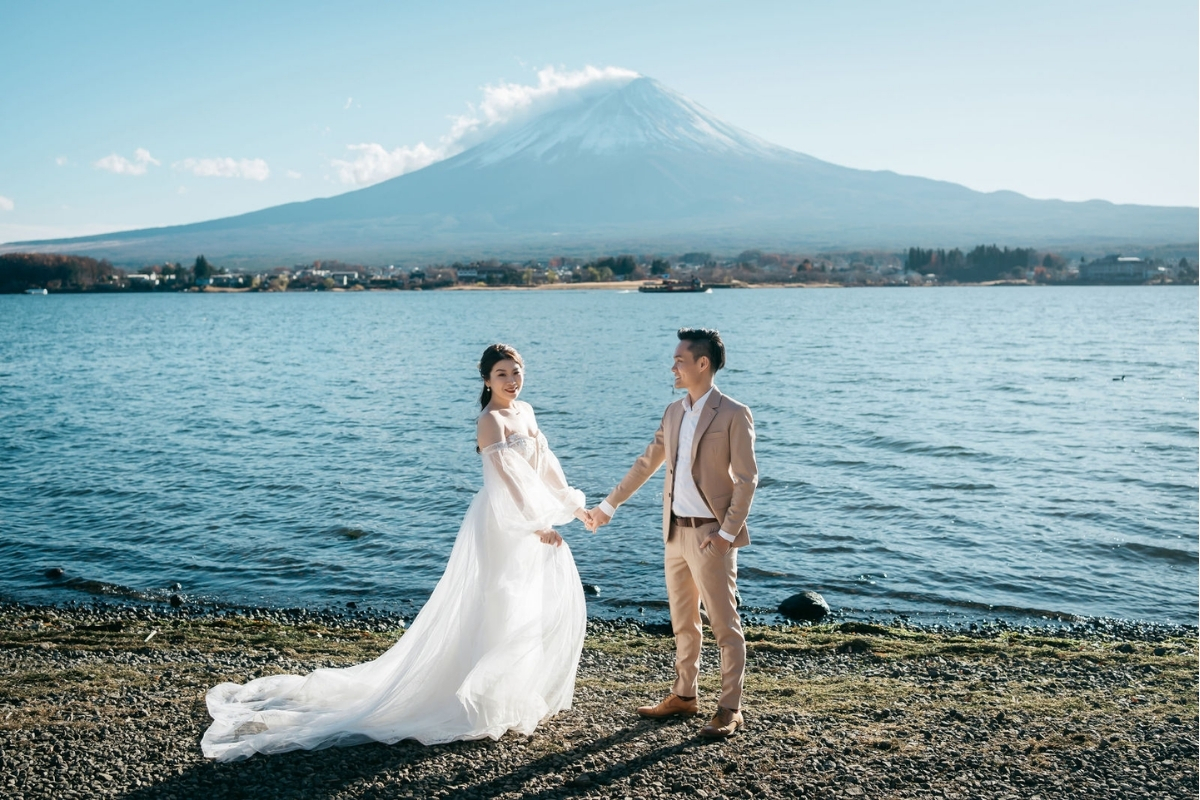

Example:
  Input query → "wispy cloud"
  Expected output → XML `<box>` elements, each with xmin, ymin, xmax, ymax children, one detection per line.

<box><xmin>465</xmin><ymin>65</ymin><xmax>638</xmax><ymax>131</ymax></box>
<box><xmin>332</xmin><ymin>143</ymin><xmax>442</xmax><ymax>186</ymax></box>
<box><xmin>331</xmin><ymin>65</ymin><xmax>638</xmax><ymax>186</ymax></box>
<box><xmin>286</xmin><ymin>170</ymin><xmax>303</xmax><ymax>179</ymax></box>
<box><xmin>174</xmin><ymin>157</ymin><xmax>270</xmax><ymax>181</ymax></box>
<box><xmin>344</xmin><ymin>96</ymin><xmax>353</xmax><ymax>110</ymax></box>
<box><xmin>55</xmin><ymin>156</ymin><xmax>67</xmax><ymax>166</ymax></box>
<box><xmin>94</xmin><ymin>148</ymin><xmax>160</xmax><ymax>176</ymax></box>
<box><xmin>0</xmin><ymin>195</ymin><xmax>14</xmax><ymax>212</ymax></box>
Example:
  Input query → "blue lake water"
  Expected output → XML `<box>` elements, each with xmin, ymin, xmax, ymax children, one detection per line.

<box><xmin>0</xmin><ymin>287</ymin><xmax>1196</xmax><ymax>625</ymax></box>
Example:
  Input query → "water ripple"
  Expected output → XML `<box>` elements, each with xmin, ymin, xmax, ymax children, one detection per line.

<box><xmin>0</xmin><ymin>287</ymin><xmax>1195</xmax><ymax>624</ymax></box>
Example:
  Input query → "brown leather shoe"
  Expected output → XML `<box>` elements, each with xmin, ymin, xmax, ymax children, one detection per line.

<box><xmin>636</xmin><ymin>693</ymin><xmax>699</xmax><ymax>719</ymax></box>
<box><xmin>699</xmin><ymin>707</ymin><xmax>744</xmax><ymax>739</ymax></box>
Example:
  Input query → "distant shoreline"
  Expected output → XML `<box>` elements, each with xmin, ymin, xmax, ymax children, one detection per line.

<box><xmin>439</xmin><ymin>279</ymin><xmax>1047</xmax><ymax>291</ymax></box>
<box><xmin>7</xmin><ymin>279</ymin><xmax>1196</xmax><ymax>297</ymax></box>
<box><xmin>352</xmin><ymin>279</ymin><xmax>1191</xmax><ymax>292</ymax></box>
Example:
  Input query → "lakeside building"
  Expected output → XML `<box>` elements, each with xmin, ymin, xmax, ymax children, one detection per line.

<box><xmin>327</xmin><ymin>271</ymin><xmax>360</xmax><ymax>287</ymax></box>
<box><xmin>1080</xmin><ymin>256</ymin><xmax>1156</xmax><ymax>283</ymax></box>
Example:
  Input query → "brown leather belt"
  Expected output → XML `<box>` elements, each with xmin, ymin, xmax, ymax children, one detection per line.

<box><xmin>671</xmin><ymin>514</ymin><xmax>718</xmax><ymax>528</ymax></box>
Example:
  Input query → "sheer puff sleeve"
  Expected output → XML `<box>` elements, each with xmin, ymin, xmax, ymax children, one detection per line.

<box><xmin>481</xmin><ymin>439</ymin><xmax>585</xmax><ymax>537</ymax></box>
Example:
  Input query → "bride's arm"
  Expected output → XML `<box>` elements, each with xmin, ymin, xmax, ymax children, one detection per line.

<box><xmin>479</xmin><ymin>413</ymin><xmax>577</xmax><ymax>538</ymax></box>
<box><xmin>542</xmin><ymin>451</ymin><xmax>587</xmax><ymax>522</ymax></box>
<box><xmin>478</xmin><ymin>412</ymin><xmax>528</xmax><ymax>507</ymax></box>
<box><xmin>477</xmin><ymin>411</ymin><xmax>505</xmax><ymax>451</ymax></box>
<box><xmin>524</xmin><ymin>408</ymin><xmax>586</xmax><ymax>521</ymax></box>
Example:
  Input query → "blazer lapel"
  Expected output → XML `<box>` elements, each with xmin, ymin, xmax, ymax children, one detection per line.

<box><xmin>689</xmin><ymin>387</ymin><xmax>721</xmax><ymax>465</ymax></box>
<box><xmin>665</xmin><ymin>399</ymin><xmax>684</xmax><ymax>469</ymax></box>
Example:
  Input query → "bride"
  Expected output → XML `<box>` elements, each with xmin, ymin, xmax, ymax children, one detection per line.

<box><xmin>202</xmin><ymin>343</ymin><xmax>590</xmax><ymax>761</ymax></box>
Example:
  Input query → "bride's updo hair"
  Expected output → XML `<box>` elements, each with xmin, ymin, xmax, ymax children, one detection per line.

<box><xmin>478</xmin><ymin>343</ymin><xmax>523</xmax><ymax>410</ymax></box>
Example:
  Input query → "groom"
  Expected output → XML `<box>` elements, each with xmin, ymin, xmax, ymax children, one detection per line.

<box><xmin>587</xmin><ymin>328</ymin><xmax>757</xmax><ymax>739</ymax></box>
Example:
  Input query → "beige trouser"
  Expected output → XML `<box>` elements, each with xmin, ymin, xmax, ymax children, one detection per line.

<box><xmin>665</xmin><ymin>520</ymin><xmax>745</xmax><ymax>710</ymax></box>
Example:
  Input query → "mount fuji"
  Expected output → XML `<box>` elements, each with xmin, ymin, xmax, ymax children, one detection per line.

<box><xmin>8</xmin><ymin>77</ymin><xmax>1195</xmax><ymax>265</ymax></box>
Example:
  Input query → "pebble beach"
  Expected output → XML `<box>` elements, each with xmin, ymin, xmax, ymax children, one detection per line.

<box><xmin>0</xmin><ymin>601</ymin><xmax>1195</xmax><ymax>799</ymax></box>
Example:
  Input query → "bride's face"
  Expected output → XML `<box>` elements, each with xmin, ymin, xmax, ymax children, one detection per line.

<box><xmin>486</xmin><ymin>359</ymin><xmax>523</xmax><ymax>404</ymax></box>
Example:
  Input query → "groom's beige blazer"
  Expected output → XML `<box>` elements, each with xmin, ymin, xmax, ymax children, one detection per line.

<box><xmin>604</xmin><ymin>387</ymin><xmax>757</xmax><ymax>547</ymax></box>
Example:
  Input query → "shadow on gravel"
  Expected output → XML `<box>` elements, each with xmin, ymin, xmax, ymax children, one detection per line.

<box><xmin>449</xmin><ymin>720</ymin><xmax>702</xmax><ymax>799</ymax></box>
<box><xmin>115</xmin><ymin>719</ymin><xmax>689</xmax><ymax>799</ymax></box>
<box><xmin>116</xmin><ymin>736</ymin><xmax>444</xmax><ymax>800</ymax></box>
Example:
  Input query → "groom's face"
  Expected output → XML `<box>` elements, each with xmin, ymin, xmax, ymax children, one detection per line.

<box><xmin>672</xmin><ymin>341</ymin><xmax>710</xmax><ymax>391</ymax></box>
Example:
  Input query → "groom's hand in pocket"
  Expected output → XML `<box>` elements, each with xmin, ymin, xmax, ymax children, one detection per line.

<box><xmin>700</xmin><ymin>532</ymin><xmax>732</xmax><ymax>555</ymax></box>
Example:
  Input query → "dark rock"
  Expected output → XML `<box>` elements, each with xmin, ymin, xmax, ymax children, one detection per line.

<box><xmin>168</xmin><ymin>594</ymin><xmax>184</xmax><ymax>608</ymax></box>
<box><xmin>45</xmin><ymin>568</ymin><xmax>64</xmax><ymax>579</ymax></box>
<box><xmin>346</xmin><ymin>601</ymin><xmax>357</xmax><ymax>609</ymax></box>
<box><xmin>1115</xmin><ymin>643</ymin><xmax>1135</xmax><ymax>653</ymax></box>
<box><xmin>643</xmin><ymin>621</ymin><xmax>673</xmax><ymax>636</ymax></box>
<box><xmin>778</xmin><ymin>591</ymin><xmax>829</xmax><ymax>622</ymax></box>
<box><xmin>169</xmin><ymin>583</ymin><xmax>182</xmax><ymax>591</ymax></box>
<box><xmin>1152</xmin><ymin>646</ymin><xmax>1167</xmax><ymax>656</ymax></box>
<box><xmin>582</xmin><ymin>584</ymin><xmax>601</xmax><ymax>596</ymax></box>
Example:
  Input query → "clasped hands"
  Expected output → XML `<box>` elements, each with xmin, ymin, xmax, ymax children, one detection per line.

<box><xmin>538</xmin><ymin>507</ymin><xmax>607</xmax><ymax>548</ymax></box>
<box><xmin>580</xmin><ymin>507</ymin><xmax>610</xmax><ymax>533</ymax></box>
<box><xmin>538</xmin><ymin>506</ymin><xmax>609</xmax><ymax>547</ymax></box>
<box><xmin>578</xmin><ymin>505</ymin><xmax>732</xmax><ymax>554</ymax></box>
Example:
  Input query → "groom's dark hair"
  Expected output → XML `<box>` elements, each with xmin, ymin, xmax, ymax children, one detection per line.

<box><xmin>677</xmin><ymin>328</ymin><xmax>725</xmax><ymax>373</ymax></box>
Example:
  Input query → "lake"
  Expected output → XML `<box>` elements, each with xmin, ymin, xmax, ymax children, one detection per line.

<box><xmin>0</xmin><ymin>286</ymin><xmax>1195</xmax><ymax>625</ymax></box>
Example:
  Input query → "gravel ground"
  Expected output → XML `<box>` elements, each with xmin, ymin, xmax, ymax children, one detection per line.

<box><xmin>0</xmin><ymin>601</ymin><xmax>1195</xmax><ymax>799</ymax></box>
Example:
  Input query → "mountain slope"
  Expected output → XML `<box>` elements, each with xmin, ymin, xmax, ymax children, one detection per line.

<box><xmin>6</xmin><ymin>77</ymin><xmax>1195</xmax><ymax>265</ymax></box>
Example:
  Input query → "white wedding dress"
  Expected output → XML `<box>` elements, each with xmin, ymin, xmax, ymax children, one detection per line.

<box><xmin>201</xmin><ymin>431</ymin><xmax>587</xmax><ymax>761</ymax></box>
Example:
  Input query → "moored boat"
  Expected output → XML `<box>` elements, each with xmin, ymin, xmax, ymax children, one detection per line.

<box><xmin>637</xmin><ymin>278</ymin><xmax>707</xmax><ymax>293</ymax></box>
<box><xmin>24</xmin><ymin>287</ymin><xmax>48</xmax><ymax>295</ymax></box>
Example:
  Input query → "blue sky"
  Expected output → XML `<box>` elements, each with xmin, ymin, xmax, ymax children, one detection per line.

<box><xmin>1</xmin><ymin>0</ymin><xmax>1196</xmax><ymax>243</ymax></box>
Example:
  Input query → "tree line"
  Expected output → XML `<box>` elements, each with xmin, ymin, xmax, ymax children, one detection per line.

<box><xmin>0</xmin><ymin>253</ymin><xmax>119</xmax><ymax>293</ymax></box>
<box><xmin>906</xmin><ymin>245</ymin><xmax>1039</xmax><ymax>283</ymax></box>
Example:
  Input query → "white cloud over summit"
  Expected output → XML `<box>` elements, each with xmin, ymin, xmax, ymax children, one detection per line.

<box><xmin>94</xmin><ymin>148</ymin><xmax>160</xmax><ymax>176</ymax></box>
<box><xmin>175</xmin><ymin>157</ymin><xmax>270</xmax><ymax>181</ymax></box>
<box><xmin>0</xmin><ymin>195</ymin><xmax>14</xmax><ymax>212</ymax></box>
<box><xmin>332</xmin><ymin>143</ymin><xmax>442</xmax><ymax>186</ymax></box>
<box><xmin>332</xmin><ymin>65</ymin><xmax>638</xmax><ymax>186</ymax></box>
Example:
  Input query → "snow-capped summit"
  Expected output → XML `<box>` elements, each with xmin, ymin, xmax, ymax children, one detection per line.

<box><xmin>458</xmin><ymin>77</ymin><xmax>798</xmax><ymax>166</ymax></box>
<box><xmin>7</xmin><ymin>76</ymin><xmax>1193</xmax><ymax>265</ymax></box>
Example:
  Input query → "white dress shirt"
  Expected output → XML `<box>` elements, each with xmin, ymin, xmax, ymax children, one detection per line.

<box><xmin>601</xmin><ymin>386</ymin><xmax>737</xmax><ymax>543</ymax></box>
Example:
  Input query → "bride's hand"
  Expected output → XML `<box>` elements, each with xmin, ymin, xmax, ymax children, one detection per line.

<box><xmin>536</xmin><ymin>528</ymin><xmax>563</xmax><ymax>547</ymax></box>
<box><xmin>585</xmin><ymin>507</ymin><xmax>610</xmax><ymax>532</ymax></box>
